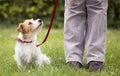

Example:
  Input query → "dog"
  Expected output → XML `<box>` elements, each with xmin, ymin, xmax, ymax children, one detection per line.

<box><xmin>14</xmin><ymin>19</ymin><xmax>50</xmax><ymax>69</ymax></box>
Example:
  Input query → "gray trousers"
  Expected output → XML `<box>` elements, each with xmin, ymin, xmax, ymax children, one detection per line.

<box><xmin>64</xmin><ymin>0</ymin><xmax>108</xmax><ymax>64</ymax></box>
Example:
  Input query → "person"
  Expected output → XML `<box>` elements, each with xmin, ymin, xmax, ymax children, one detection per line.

<box><xmin>64</xmin><ymin>0</ymin><xmax>108</xmax><ymax>71</ymax></box>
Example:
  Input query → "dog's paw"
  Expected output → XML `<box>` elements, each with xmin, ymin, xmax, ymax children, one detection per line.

<box><xmin>43</xmin><ymin>57</ymin><xmax>51</xmax><ymax>65</ymax></box>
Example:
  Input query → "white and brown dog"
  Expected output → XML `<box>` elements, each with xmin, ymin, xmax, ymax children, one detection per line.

<box><xmin>14</xmin><ymin>19</ymin><xmax>50</xmax><ymax>69</ymax></box>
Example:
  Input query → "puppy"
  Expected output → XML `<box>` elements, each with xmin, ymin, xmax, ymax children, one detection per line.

<box><xmin>14</xmin><ymin>19</ymin><xmax>50</xmax><ymax>69</ymax></box>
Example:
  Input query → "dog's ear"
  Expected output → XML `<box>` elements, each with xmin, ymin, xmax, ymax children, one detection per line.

<box><xmin>17</xmin><ymin>23</ymin><xmax>23</xmax><ymax>32</ymax></box>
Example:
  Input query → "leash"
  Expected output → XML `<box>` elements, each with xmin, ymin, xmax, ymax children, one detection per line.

<box><xmin>37</xmin><ymin>0</ymin><xmax>58</xmax><ymax>47</ymax></box>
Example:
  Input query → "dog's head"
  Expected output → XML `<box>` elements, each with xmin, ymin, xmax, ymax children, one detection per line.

<box><xmin>17</xmin><ymin>19</ymin><xmax>43</xmax><ymax>35</ymax></box>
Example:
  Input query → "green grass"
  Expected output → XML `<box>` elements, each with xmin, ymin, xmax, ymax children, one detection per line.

<box><xmin>0</xmin><ymin>27</ymin><xmax>120</xmax><ymax>76</ymax></box>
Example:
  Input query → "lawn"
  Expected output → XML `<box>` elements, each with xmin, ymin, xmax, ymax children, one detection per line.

<box><xmin>0</xmin><ymin>26</ymin><xmax>120</xmax><ymax>76</ymax></box>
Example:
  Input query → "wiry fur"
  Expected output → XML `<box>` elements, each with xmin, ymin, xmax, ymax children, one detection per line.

<box><xmin>14</xmin><ymin>19</ymin><xmax>50</xmax><ymax>69</ymax></box>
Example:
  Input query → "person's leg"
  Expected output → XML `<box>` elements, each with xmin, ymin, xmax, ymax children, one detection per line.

<box><xmin>86</xmin><ymin>0</ymin><xmax>108</xmax><ymax>70</ymax></box>
<box><xmin>64</xmin><ymin>0</ymin><xmax>86</xmax><ymax>64</ymax></box>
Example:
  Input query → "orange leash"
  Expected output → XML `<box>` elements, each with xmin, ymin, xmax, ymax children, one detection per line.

<box><xmin>37</xmin><ymin>0</ymin><xmax>58</xmax><ymax>47</ymax></box>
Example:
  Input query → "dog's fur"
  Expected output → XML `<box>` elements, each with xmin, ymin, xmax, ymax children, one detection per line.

<box><xmin>14</xmin><ymin>19</ymin><xmax>50</xmax><ymax>69</ymax></box>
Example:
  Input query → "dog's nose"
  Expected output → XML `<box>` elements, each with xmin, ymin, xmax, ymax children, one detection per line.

<box><xmin>38</xmin><ymin>19</ymin><xmax>42</xmax><ymax>22</ymax></box>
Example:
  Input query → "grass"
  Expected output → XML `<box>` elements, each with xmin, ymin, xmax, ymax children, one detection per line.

<box><xmin>0</xmin><ymin>26</ymin><xmax>120</xmax><ymax>76</ymax></box>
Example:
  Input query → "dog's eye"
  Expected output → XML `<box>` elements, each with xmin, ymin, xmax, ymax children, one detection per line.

<box><xmin>28</xmin><ymin>22</ymin><xmax>32</xmax><ymax>25</ymax></box>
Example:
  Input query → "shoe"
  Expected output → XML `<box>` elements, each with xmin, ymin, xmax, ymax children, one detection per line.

<box><xmin>88</xmin><ymin>61</ymin><xmax>104</xmax><ymax>71</ymax></box>
<box><xmin>67</xmin><ymin>61</ymin><xmax>82</xmax><ymax>68</ymax></box>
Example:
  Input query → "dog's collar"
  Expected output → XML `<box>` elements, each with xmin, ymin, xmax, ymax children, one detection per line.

<box><xmin>16</xmin><ymin>37</ymin><xmax>33</xmax><ymax>43</ymax></box>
